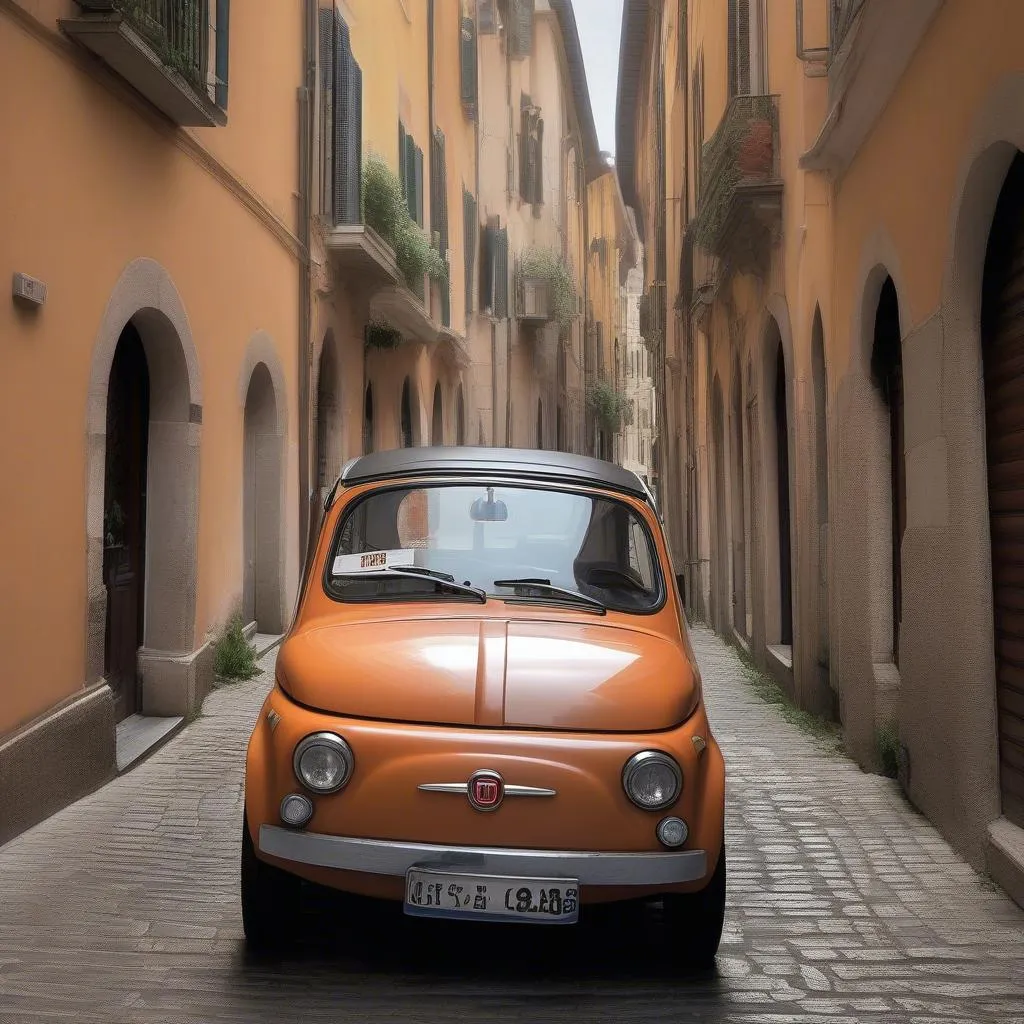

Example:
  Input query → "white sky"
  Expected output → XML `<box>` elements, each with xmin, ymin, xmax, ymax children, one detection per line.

<box><xmin>574</xmin><ymin>0</ymin><xmax>625</xmax><ymax>156</ymax></box>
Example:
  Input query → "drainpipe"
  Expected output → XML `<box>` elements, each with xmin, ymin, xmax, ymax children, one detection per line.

<box><xmin>504</xmin><ymin>36</ymin><xmax>513</xmax><ymax>447</ymax></box>
<box><xmin>297</xmin><ymin>0</ymin><xmax>316</xmax><ymax>570</ymax></box>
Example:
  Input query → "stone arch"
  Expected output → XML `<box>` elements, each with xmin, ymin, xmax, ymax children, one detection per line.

<box><xmin>400</xmin><ymin>376</ymin><xmax>417</xmax><ymax>448</ymax></box>
<box><xmin>811</xmin><ymin>304</ymin><xmax>832</xmax><ymax>700</ymax></box>
<box><xmin>363</xmin><ymin>381</ymin><xmax>375</xmax><ymax>454</ymax></box>
<box><xmin>455</xmin><ymin>382</ymin><xmax>466</xmax><ymax>446</ymax></box>
<box><xmin>711</xmin><ymin>374</ymin><xmax>729</xmax><ymax>634</ymax></box>
<box><xmin>937</xmin><ymin>81</ymin><xmax>1024</xmax><ymax>840</ymax></box>
<box><xmin>431</xmin><ymin>381</ymin><xmax>444</xmax><ymax>445</ymax></box>
<box><xmin>730</xmin><ymin>353</ymin><xmax>748</xmax><ymax>640</ymax></box>
<box><xmin>312</xmin><ymin>329</ymin><xmax>340</xmax><ymax>493</ymax></box>
<box><xmin>242</xmin><ymin>361</ymin><xmax>285</xmax><ymax>635</ymax></box>
<box><xmin>85</xmin><ymin>258</ymin><xmax>202</xmax><ymax>718</ymax></box>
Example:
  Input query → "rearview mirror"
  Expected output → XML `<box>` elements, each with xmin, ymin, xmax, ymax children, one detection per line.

<box><xmin>470</xmin><ymin>487</ymin><xmax>508</xmax><ymax>522</ymax></box>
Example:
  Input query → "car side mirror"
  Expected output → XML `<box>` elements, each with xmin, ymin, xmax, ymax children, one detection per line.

<box><xmin>675</xmin><ymin>572</ymin><xmax>686</xmax><ymax>608</ymax></box>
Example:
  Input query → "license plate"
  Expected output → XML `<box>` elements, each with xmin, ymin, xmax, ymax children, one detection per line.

<box><xmin>404</xmin><ymin>867</ymin><xmax>579</xmax><ymax>925</ymax></box>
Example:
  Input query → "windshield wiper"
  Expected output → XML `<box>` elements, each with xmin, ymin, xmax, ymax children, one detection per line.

<box><xmin>493</xmin><ymin>578</ymin><xmax>606</xmax><ymax>614</ymax></box>
<box><xmin>334</xmin><ymin>567</ymin><xmax>487</xmax><ymax>603</ymax></box>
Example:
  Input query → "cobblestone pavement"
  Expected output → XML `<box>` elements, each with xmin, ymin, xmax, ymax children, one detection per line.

<box><xmin>1</xmin><ymin>626</ymin><xmax>1024</xmax><ymax>1024</ymax></box>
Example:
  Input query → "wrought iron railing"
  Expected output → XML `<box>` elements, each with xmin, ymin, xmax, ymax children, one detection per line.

<box><xmin>112</xmin><ymin>1</ymin><xmax>207</xmax><ymax>88</ymax></box>
<box><xmin>830</xmin><ymin>0</ymin><xmax>866</xmax><ymax>58</ymax></box>
<box><xmin>693</xmin><ymin>94</ymin><xmax>780</xmax><ymax>253</ymax></box>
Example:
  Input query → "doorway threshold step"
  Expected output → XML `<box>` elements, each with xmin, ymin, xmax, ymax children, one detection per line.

<box><xmin>115</xmin><ymin>713</ymin><xmax>184</xmax><ymax>773</ymax></box>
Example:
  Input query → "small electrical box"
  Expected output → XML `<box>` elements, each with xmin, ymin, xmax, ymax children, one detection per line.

<box><xmin>12</xmin><ymin>272</ymin><xmax>46</xmax><ymax>308</ymax></box>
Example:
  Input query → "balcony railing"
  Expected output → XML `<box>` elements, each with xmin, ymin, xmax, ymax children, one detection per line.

<box><xmin>64</xmin><ymin>1</ymin><xmax>226</xmax><ymax>126</ymax></box>
<box><xmin>830</xmin><ymin>0</ymin><xmax>867</xmax><ymax>59</ymax></box>
<box><xmin>693</xmin><ymin>94</ymin><xmax>783</xmax><ymax>275</ymax></box>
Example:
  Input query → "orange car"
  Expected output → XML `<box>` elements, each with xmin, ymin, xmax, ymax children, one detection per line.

<box><xmin>241</xmin><ymin>447</ymin><xmax>726</xmax><ymax>964</ymax></box>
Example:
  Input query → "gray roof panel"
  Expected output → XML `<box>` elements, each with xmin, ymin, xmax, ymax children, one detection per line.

<box><xmin>339</xmin><ymin>447</ymin><xmax>649</xmax><ymax>499</ymax></box>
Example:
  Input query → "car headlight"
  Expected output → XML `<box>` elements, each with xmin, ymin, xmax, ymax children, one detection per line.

<box><xmin>622</xmin><ymin>750</ymin><xmax>682</xmax><ymax>810</ymax></box>
<box><xmin>293</xmin><ymin>732</ymin><xmax>354</xmax><ymax>794</ymax></box>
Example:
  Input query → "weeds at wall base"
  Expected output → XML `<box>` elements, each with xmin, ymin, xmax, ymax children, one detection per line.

<box><xmin>722</xmin><ymin>631</ymin><xmax>847</xmax><ymax>758</ymax></box>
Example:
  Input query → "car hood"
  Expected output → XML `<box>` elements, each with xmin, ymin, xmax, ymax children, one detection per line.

<box><xmin>277</xmin><ymin>616</ymin><xmax>698</xmax><ymax>732</ymax></box>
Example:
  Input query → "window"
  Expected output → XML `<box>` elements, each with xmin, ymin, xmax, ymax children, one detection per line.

<box><xmin>460</xmin><ymin>16</ymin><xmax>478</xmax><ymax>115</ymax></box>
<box><xmin>463</xmin><ymin>188</ymin><xmax>477</xmax><ymax>320</ymax></box>
<box><xmin>399</xmin><ymin>122</ymin><xmax>424</xmax><ymax>227</ymax></box>
<box><xmin>505</xmin><ymin>0</ymin><xmax>535</xmax><ymax>58</ymax></box>
<box><xmin>481</xmin><ymin>219</ymin><xmax>509</xmax><ymax>316</ymax></box>
<box><xmin>325</xmin><ymin>483</ymin><xmax>664</xmax><ymax>614</ymax></box>
<box><xmin>519</xmin><ymin>94</ymin><xmax>544</xmax><ymax>205</ymax></box>
<box><xmin>320</xmin><ymin>6</ymin><xmax>363</xmax><ymax>225</ymax></box>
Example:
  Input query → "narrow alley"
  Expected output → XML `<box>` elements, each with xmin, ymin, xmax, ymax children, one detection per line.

<box><xmin>1</xmin><ymin>628</ymin><xmax>1021</xmax><ymax>1024</ymax></box>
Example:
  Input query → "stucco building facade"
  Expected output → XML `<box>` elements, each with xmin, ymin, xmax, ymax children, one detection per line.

<box><xmin>1</xmin><ymin>1</ymin><xmax>304</xmax><ymax>844</ymax></box>
<box><xmin>1</xmin><ymin>0</ymin><xmax>607</xmax><ymax>846</ymax></box>
<box><xmin>618</xmin><ymin>0</ymin><xmax>1024</xmax><ymax>908</ymax></box>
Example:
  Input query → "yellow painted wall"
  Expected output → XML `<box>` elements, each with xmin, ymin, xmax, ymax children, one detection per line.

<box><xmin>0</xmin><ymin>6</ymin><xmax>301</xmax><ymax>733</ymax></box>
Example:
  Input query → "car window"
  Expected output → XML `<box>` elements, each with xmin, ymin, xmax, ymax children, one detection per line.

<box><xmin>325</xmin><ymin>483</ymin><xmax>664</xmax><ymax>613</ymax></box>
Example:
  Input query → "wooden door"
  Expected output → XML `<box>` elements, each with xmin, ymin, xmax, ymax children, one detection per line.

<box><xmin>103</xmin><ymin>324</ymin><xmax>149</xmax><ymax>722</ymax></box>
<box><xmin>983</xmin><ymin>157</ymin><xmax>1024</xmax><ymax>829</ymax></box>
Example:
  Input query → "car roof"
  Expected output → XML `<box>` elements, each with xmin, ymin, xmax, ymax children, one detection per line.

<box><xmin>337</xmin><ymin>446</ymin><xmax>650</xmax><ymax>500</ymax></box>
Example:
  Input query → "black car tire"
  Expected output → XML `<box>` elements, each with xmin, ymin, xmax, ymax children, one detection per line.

<box><xmin>662</xmin><ymin>837</ymin><xmax>727</xmax><ymax>968</ymax></box>
<box><xmin>240</xmin><ymin>811</ymin><xmax>302</xmax><ymax>951</ymax></box>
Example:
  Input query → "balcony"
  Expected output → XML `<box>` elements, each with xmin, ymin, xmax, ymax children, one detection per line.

<box><xmin>62</xmin><ymin>1</ymin><xmax>226</xmax><ymax>127</ymax></box>
<box><xmin>693</xmin><ymin>95</ymin><xmax>782</xmax><ymax>276</ymax></box>
<box><xmin>324</xmin><ymin>224</ymin><xmax>401</xmax><ymax>291</ymax></box>
<box><xmin>802</xmin><ymin>0</ymin><xmax>945</xmax><ymax>174</ymax></box>
<box><xmin>517</xmin><ymin>275</ymin><xmax>551</xmax><ymax>323</ymax></box>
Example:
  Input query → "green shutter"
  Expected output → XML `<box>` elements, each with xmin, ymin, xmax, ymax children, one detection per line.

<box><xmin>509</xmin><ymin>0</ymin><xmax>534</xmax><ymax>58</ymax></box>
<box><xmin>460</xmin><ymin>17</ymin><xmax>478</xmax><ymax>115</ymax></box>
<box><xmin>334</xmin><ymin>15</ymin><xmax>362</xmax><ymax>225</ymax></box>
<box><xmin>414</xmin><ymin>144</ymin><xmax>424</xmax><ymax>226</ymax></box>
<box><xmin>319</xmin><ymin>7</ymin><xmax>335</xmax><ymax>221</ymax></box>
<box><xmin>463</xmin><ymin>188</ymin><xmax>477</xmax><ymax>320</ymax></box>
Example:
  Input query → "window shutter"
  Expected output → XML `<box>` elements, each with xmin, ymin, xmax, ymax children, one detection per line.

<box><xmin>214</xmin><ymin>0</ymin><xmax>230</xmax><ymax>110</ymax></box>
<box><xmin>319</xmin><ymin>7</ymin><xmax>335</xmax><ymax>221</ymax></box>
<box><xmin>518</xmin><ymin>95</ymin><xmax>530</xmax><ymax>201</ymax></box>
<box><xmin>495</xmin><ymin>227</ymin><xmax>509</xmax><ymax>319</ymax></box>
<box><xmin>399</xmin><ymin>121</ymin><xmax>407</xmax><ymax>199</ymax></box>
<box><xmin>509</xmin><ymin>0</ymin><xmax>534</xmax><ymax>58</ymax></box>
<box><xmin>737</xmin><ymin>0</ymin><xmax>751</xmax><ymax>95</ymax></box>
<box><xmin>533</xmin><ymin>117</ymin><xmax>544</xmax><ymax>204</ymax></box>
<box><xmin>480</xmin><ymin>219</ymin><xmax>496</xmax><ymax>311</ymax></box>
<box><xmin>333</xmin><ymin>14</ymin><xmax>362</xmax><ymax>225</ymax></box>
<box><xmin>404</xmin><ymin>131</ymin><xmax>417</xmax><ymax>218</ymax></box>
<box><xmin>460</xmin><ymin>17</ymin><xmax>478</xmax><ymax>115</ymax></box>
<box><xmin>463</xmin><ymin>188</ymin><xmax>477</xmax><ymax>319</ymax></box>
<box><xmin>414</xmin><ymin>144</ymin><xmax>424</xmax><ymax>227</ymax></box>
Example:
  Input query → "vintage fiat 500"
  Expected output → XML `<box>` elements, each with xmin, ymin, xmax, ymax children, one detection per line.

<box><xmin>241</xmin><ymin>447</ymin><xmax>726</xmax><ymax>964</ymax></box>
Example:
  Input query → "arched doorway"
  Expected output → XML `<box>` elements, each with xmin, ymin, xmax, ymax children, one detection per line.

<box><xmin>243</xmin><ymin>363</ymin><xmax>283</xmax><ymax>634</ymax></box>
<box><xmin>102</xmin><ymin>322</ymin><xmax>150</xmax><ymax>721</ymax></box>
<box><xmin>981</xmin><ymin>151</ymin><xmax>1024</xmax><ymax>828</ymax></box>
<box><xmin>712</xmin><ymin>376</ymin><xmax>729</xmax><ymax>634</ymax></box>
<box><xmin>536</xmin><ymin>399</ymin><xmax>544</xmax><ymax>450</ymax></box>
<box><xmin>316</xmin><ymin>331</ymin><xmax>338</xmax><ymax>494</ymax></box>
<box><xmin>431</xmin><ymin>382</ymin><xmax>444</xmax><ymax>445</ymax></box>
<box><xmin>401</xmin><ymin>378</ymin><xmax>413</xmax><ymax>448</ymax></box>
<box><xmin>811</xmin><ymin>306</ymin><xmax>830</xmax><ymax>686</ymax></box>
<box><xmin>871</xmin><ymin>277</ymin><xmax>905</xmax><ymax>665</ymax></box>
<box><xmin>773</xmin><ymin>334</ymin><xmax>794</xmax><ymax>649</ymax></box>
<box><xmin>730</xmin><ymin>358</ymin><xmax>746</xmax><ymax>639</ymax></box>
<box><xmin>363</xmin><ymin>383</ymin><xmax>374</xmax><ymax>453</ymax></box>
<box><xmin>456</xmin><ymin>383</ymin><xmax>466</xmax><ymax>445</ymax></box>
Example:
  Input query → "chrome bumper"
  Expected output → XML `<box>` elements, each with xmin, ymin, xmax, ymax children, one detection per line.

<box><xmin>259</xmin><ymin>825</ymin><xmax>707</xmax><ymax>886</ymax></box>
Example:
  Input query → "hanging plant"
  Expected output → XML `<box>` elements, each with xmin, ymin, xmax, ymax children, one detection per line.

<box><xmin>518</xmin><ymin>247</ymin><xmax>577</xmax><ymax>338</ymax></box>
<box><xmin>362</xmin><ymin>155</ymin><xmax>449</xmax><ymax>291</ymax></box>
<box><xmin>587</xmin><ymin>377</ymin><xmax>631</xmax><ymax>432</ymax></box>
<box><xmin>364</xmin><ymin>317</ymin><xmax>402</xmax><ymax>350</ymax></box>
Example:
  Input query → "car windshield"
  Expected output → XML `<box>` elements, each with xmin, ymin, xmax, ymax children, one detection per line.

<box><xmin>325</xmin><ymin>483</ymin><xmax>663</xmax><ymax>613</ymax></box>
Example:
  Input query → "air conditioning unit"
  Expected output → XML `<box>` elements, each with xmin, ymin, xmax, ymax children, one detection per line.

<box><xmin>519</xmin><ymin>276</ymin><xmax>549</xmax><ymax>320</ymax></box>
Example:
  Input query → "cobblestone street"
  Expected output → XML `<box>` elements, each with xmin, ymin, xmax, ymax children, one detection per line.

<box><xmin>0</xmin><ymin>626</ymin><xmax>1022</xmax><ymax>1024</ymax></box>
